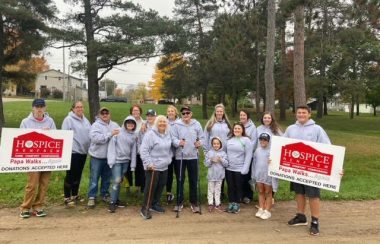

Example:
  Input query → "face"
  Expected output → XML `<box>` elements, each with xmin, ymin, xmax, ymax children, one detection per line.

<box><xmin>233</xmin><ymin>124</ymin><xmax>243</xmax><ymax>137</ymax></box>
<box><xmin>215</xmin><ymin>107</ymin><xmax>224</xmax><ymax>121</ymax></box>
<box><xmin>212</xmin><ymin>139</ymin><xmax>221</xmax><ymax>150</ymax></box>
<box><xmin>262</xmin><ymin>114</ymin><xmax>272</xmax><ymax>126</ymax></box>
<box><xmin>73</xmin><ymin>102</ymin><xmax>84</xmax><ymax>117</ymax></box>
<box><xmin>259</xmin><ymin>139</ymin><xmax>269</xmax><ymax>148</ymax></box>
<box><xmin>32</xmin><ymin>105</ymin><xmax>46</xmax><ymax>118</ymax></box>
<box><xmin>146</xmin><ymin>115</ymin><xmax>156</xmax><ymax>124</ymax></box>
<box><xmin>181</xmin><ymin>110</ymin><xmax>192</xmax><ymax>122</ymax></box>
<box><xmin>239</xmin><ymin>111</ymin><xmax>248</xmax><ymax>124</ymax></box>
<box><xmin>125</xmin><ymin>122</ymin><xmax>135</xmax><ymax>131</ymax></box>
<box><xmin>99</xmin><ymin>110</ymin><xmax>110</xmax><ymax>122</ymax></box>
<box><xmin>167</xmin><ymin>108</ymin><xmax>177</xmax><ymax>120</ymax></box>
<box><xmin>131</xmin><ymin>106</ymin><xmax>141</xmax><ymax>119</ymax></box>
<box><xmin>157</xmin><ymin>118</ymin><xmax>168</xmax><ymax>132</ymax></box>
<box><xmin>296</xmin><ymin>108</ymin><xmax>311</xmax><ymax>124</ymax></box>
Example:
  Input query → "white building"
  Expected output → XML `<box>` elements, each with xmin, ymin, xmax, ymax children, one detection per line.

<box><xmin>35</xmin><ymin>69</ymin><xmax>88</xmax><ymax>101</ymax></box>
<box><xmin>2</xmin><ymin>82</ymin><xmax>17</xmax><ymax>96</ymax></box>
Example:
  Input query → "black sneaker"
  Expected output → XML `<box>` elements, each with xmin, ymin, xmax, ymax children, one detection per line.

<box><xmin>150</xmin><ymin>204</ymin><xmax>165</xmax><ymax>213</ymax></box>
<box><xmin>288</xmin><ymin>213</ymin><xmax>308</xmax><ymax>226</ymax></box>
<box><xmin>310</xmin><ymin>220</ymin><xmax>320</xmax><ymax>236</ymax></box>
<box><xmin>19</xmin><ymin>211</ymin><xmax>31</xmax><ymax>219</ymax></box>
<box><xmin>116</xmin><ymin>199</ymin><xmax>126</xmax><ymax>208</ymax></box>
<box><xmin>34</xmin><ymin>210</ymin><xmax>47</xmax><ymax>217</ymax></box>
<box><xmin>140</xmin><ymin>207</ymin><xmax>152</xmax><ymax>220</ymax></box>
<box><xmin>108</xmin><ymin>202</ymin><xmax>117</xmax><ymax>213</ymax></box>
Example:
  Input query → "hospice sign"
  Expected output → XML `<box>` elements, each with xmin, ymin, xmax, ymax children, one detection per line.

<box><xmin>0</xmin><ymin>128</ymin><xmax>73</xmax><ymax>173</ymax></box>
<box><xmin>269</xmin><ymin>136</ymin><xmax>345</xmax><ymax>192</ymax></box>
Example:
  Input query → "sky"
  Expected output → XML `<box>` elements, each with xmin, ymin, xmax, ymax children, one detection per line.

<box><xmin>45</xmin><ymin>0</ymin><xmax>175</xmax><ymax>88</ymax></box>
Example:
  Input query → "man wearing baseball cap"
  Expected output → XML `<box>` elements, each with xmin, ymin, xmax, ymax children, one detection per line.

<box><xmin>19</xmin><ymin>99</ymin><xmax>57</xmax><ymax>218</ymax></box>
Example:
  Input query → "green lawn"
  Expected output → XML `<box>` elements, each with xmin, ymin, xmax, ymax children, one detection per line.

<box><xmin>0</xmin><ymin>101</ymin><xmax>379</xmax><ymax>207</ymax></box>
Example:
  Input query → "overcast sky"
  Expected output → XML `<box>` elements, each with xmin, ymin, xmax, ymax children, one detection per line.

<box><xmin>45</xmin><ymin>0</ymin><xmax>175</xmax><ymax>88</ymax></box>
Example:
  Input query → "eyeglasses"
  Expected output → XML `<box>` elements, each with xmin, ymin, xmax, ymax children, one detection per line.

<box><xmin>101</xmin><ymin>112</ymin><xmax>109</xmax><ymax>115</ymax></box>
<box><xmin>181</xmin><ymin>111</ymin><xmax>191</xmax><ymax>115</ymax></box>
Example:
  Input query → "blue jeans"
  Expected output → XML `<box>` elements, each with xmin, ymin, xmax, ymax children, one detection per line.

<box><xmin>110</xmin><ymin>162</ymin><xmax>130</xmax><ymax>203</ymax></box>
<box><xmin>87</xmin><ymin>157</ymin><xmax>112</xmax><ymax>199</ymax></box>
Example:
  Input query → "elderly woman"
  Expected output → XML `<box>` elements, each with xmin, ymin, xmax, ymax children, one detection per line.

<box><xmin>139</xmin><ymin>115</ymin><xmax>173</xmax><ymax>219</ymax></box>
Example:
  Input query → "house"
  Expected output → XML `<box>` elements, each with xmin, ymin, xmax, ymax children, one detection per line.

<box><xmin>2</xmin><ymin>82</ymin><xmax>17</xmax><ymax>96</ymax></box>
<box><xmin>35</xmin><ymin>69</ymin><xmax>88</xmax><ymax>101</ymax></box>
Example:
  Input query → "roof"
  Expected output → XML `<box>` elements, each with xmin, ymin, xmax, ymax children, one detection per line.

<box><xmin>38</xmin><ymin>69</ymin><xmax>83</xmax><ymax>81</ymax></box>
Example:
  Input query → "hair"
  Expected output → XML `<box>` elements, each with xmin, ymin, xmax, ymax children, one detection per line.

<box><xmin>166</xmin><ymin>105</ymin><xmax>179</xmax><ymax>118</ymax></box>
<box><xmin>130</xmin><ymin>104</ymin><xmax>143</xmax><ymax>115</ymax></box>
<box><xmin>211</xmin><ymin>137</ymin><xmax>222</xmax><ymax>150</ymax></box>
<box><xmin>205</xmin><ymin>104</ymin><xmax>232</xmax><ymax>132</ymax></box>
<box><xmin>296</xmin><ymin>105</ymin><xmax>311</xmax><ymax>113</ymax></box>
<box><xmin>239</xmin><ymin>109</ymin><xmax>251</xmax><ymax>121</ymax></box>
<box><xmin>261</xmin><ymin>111</ymin><xmax>283</xmax><ymax>135</ymax></box>
<box><xmin>70</xmin><ymin>100</ymin><xmax>83</xmax><ymax>111</ymax></box>
<box><xmin>228</xmin><ymin>122</ymin><xmax>247</xmax><ymax>139</ymax></box>
<box><xmin>154</xmin><ymin>115</ymin><xmax>170</xmax><ymax>134</ymax></box>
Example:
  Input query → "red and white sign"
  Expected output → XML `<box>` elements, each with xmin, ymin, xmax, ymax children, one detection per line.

<box><xmin>0</xmin><ymin>128</ymin><xmax>73</xmax><ymax>173</ymax></box>
<box><xmin>269</xmin><ymin>136</ymin><xmax>345</xmax><ymax>192</ymax></box>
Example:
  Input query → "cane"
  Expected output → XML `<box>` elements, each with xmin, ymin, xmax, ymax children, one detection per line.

<box><xmin>145</xmin><ymin>169</ymin><xmax>155</xmax><ymax>219</ymax></box>
<box><xmin>196</xmin><ymin>138</ymin><xmax>202</xmax><ymax>215</ymax></box>
<box><xmin>176</xmin><ymin>139</ymin><xmax>185</xmax><ymax>218</ymax></box>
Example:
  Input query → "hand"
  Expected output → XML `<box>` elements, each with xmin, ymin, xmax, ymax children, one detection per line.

<box><xmin>339</xmin><ymin>169</ymin><xmax>344</xmax><ymax>178</ymax></box>
<box><xmin>140</xmin><ymin>123</ymin><xmax>147</xmax><ymax>132</ymax></box>
<box><xmin>112</xmin><ymin>128</ymin><xmax>120</xmax><ymax>136</ymax></box>
<box><xmin>215</xmin><ymin>156</ymin><xmax>222</xmax><ymax>163</ymax></box>
<box><xmin>147</xmin><ymin>164</ymin><xmax>155</xmax><ymax>171</ymax></box>
<box><xmin>194</xmin><ymin>140</ymin><xmax>201</xmax><ymax>148</ymax></box>
<box><xmin>267</xmin><ymin>158</ymin><xmax>272</xmax><ymax>165</ymax></box>
<box><xmin>179</xmin><ymin>139</ymin><xmax>186</xmax><ymax>147</ymax></box>
<box><xmin>42</xmin><ymin>127</ymin><xmax>50</xmax><ymax>130</ymax></box>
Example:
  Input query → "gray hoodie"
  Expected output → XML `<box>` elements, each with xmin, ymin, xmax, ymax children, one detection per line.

<box><xmin>171</xmin><ymin>119</ymin><xmax>205</xmax><ymax>160</ymax></box>
<box><xmin>88</xmin><ymin>117</ymin><xmax>119</xmax><ymax>159</ymax></box>
<box><xmin>251</xmin><ymin>146</ymin><xmax>279</xmax><ymax>192</ymax></box>
<box><xmin>283</xmin><ymin>119</ymin><xmax>331</xmax><ymax>144</ymax></box>
<box><xmin>107</xmin><ymin>116</ymin><xmax>137</xmax><ymax>169</ymax></box>
<box><xmin>61</xmin><ymin>111</ymin><xmax>91</xmax><ymax>154</ymax></box>
<box><xmin>226</xmin><ymin>136</ymin><xmax>253</xmax><ymax>174</ymax></box>
<box><xmin>140</xmin><ymin>126</ymin><xmax>173</xmax><ymax>171</ymax></box>
<box><xmin>204</xmin><ymin>138</ymin><xmax>228</xmax><ymax>181</ymax></box>
<box><xmin>20</xmin><ymin>112</ymin><xmax>56</xmax><ymax>130</ymax></box>
<box><xmin>256</xmin><ymin>125</ymin><xmax>283</xmax><ymax>149</ymax></box>
<box><xmin>244</xmin><ymin>119</ymin><xmax>257</xmax><ymax>149</ymax></box>
<box><xmin>137</xmin><ymin>121</ymin><xmax>154</xmax><ymax>154</ymax></box>
<box><xmin>203</xmin><ymin>120</ymin><xmax>230</xmax><ymax>153</ymax></box>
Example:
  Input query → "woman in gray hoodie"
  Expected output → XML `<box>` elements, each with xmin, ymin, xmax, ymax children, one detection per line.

<box><xmin>107</xmin><ymin>116</ymin><xmax>137</xmax><ymax>213</ymax></box>
<box><xmin>61</xmin><ymin>101</ymin><xmax>91</xmax><ymax>207</ymax></box>
<box><xmin>139</xmin><ymin>115</ymin><xmax>173</xmax><ymax>219</ymax></box>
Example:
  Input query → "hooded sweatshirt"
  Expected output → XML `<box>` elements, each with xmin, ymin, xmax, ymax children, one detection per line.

<box><xmin>226</xmin><ymin>136</ymin><xmax>253</xmax><ymax>174</ymax></box>
<box><xmin>256</xmin><ymin>125</ymin><xmax>283</xmax><ymax>149</ymax></box>
<box><xmin>137</xmin><ymin>121</ymin><xmax>154</xmax><ymax>154</ymax></box>
<box><xmin>62</xmin><ymin>111</ymin><xmax>91</xmax><ymax>154</ymax></box>
<box><xmin>107</xmin><ymin>116</ymin><xmax>137</xmax><ymax>169</ymax></box>
<box><xmin>203</xmin><ymin>120</ymin><xmax>230</xmax><ymax>153</ymax></box>
<box><xmin>88</xmin><ymin>117</ymin><xmax>119</xmax><ymax>159</ymax></box>
<box><xmin>140</xmin><ymin>126</ymin><xmax>173</xmax><ymax>171</ymax></box>
<box><xmin>283</xmin><ymin>119</ymin><xmax>331</xmax><ymax>144</ymax></box>
<box><xmin>20</xmin><ymin>112</ymin><xmax>56</xmax><ymax>130</ymax></box>
<box><xmin>171</xmin><ymin>118</ymin><xmax>205</xmax><ymax>160</ymax></box>
<box><xmin>244</xmin><ymin>119</ymin><xmax>257</xmax><ymax>149</ymax></box>
<box><xmin>204</xmin><ymin>137</ymin><xmax>229</xmax><ymax>181</ymax></box>
<box><xmin>251</xmin><ymin>145</ymin><xmax>279</xmax><ymax>192</ymax></box>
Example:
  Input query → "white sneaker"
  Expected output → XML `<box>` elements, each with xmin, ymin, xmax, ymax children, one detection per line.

<box><xmin>255</xmin><ymin>208</ymin><xmax>264</xmax><ymax>218</ymax></box>
<box><xmin>260</xmin><ymin>210</ymin><xmax>271</xmax><ymax>220</ymax></box>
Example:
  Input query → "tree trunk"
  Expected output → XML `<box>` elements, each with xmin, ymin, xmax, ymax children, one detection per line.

<box><xmin>356</xmin><ymin>94</ymin><xmax>360</xmax><ymax>116</ymax></box>
<box><xmin>84</xmin><ymin>0</ymin><xmax>99</xmax><ymax>122</ymax></box>
<box><xmin>202</xmin><ymin>87</ymin><xmax>208</xmax><ymax>119</ymax></box>
<box><xmin>0</xmin><ymin>14</ymin><xmax>5</xmax><ymax>136</ymax></box>
<box><xmin>279</xmin><ymin>18</ymin><xmax>287</xmax><ymax>121</ymax></box>
<box><xmin>323</xmin><ymin>96</ymin><xmax>328</xmax><ymax>115</ymax></box>
<box><xmin>350</xmin><ymin>96</ymin><xmax>354</xmax><ymax>119</ymax></box>
<box><xmin>264</xmin><ymin>0</ymin><xmax>276</xmax><ymax>113</ymax></box>
<box><xmin>293</xmin><ymin>4</ymin><xmax>306</xmax><ymax>108</ymax></box>
<box><xmin>255</xmin><ymin>40</ymin><xmax>261</xmax><ymax>116</ymax></box>
<box><xmin>317</xmin><ymin>92</ymin><xmax>323</xmax><ymax>118</ymax></box>
<box><xmin>374</xmin><ymin>105</ymin><xmax>377</xmax><ymax>116</ymax></box>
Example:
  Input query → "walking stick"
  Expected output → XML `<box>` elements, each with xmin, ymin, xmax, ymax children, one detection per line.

<box><xmin>196</xmin><ymin>138</ymin><xmax>202</xmax><ymax>215</ymax></box>
<box><xmin>145</xmin><ymin>169</ymin><xmax>155</xmax><ymax>218</ymax></box>
<box><xmin>176</xmin><ymin>139</ymin><xmax>185</xmax><ymax>218</ymax></box>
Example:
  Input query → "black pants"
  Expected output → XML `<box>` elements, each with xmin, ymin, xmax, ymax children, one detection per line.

<box><xmin>166</xmin><ymin>157</ymin><xmax>175</xmax><ymax>193</ymax></box>
<box><xmin>226</xmin><ymin>170</ymin><xmax>244</xmax><ymax>203</ymax></box>
<box><xmin>143</xmin><ymin>170</ymin><xmax>168</xmax><ymax>207</ymax></box>
<box><xmin>125</xmin><ymin>154</ymin><xmax>145</xmax><ymax>190</ymax></box>
<box><xmin>242</xmin><ymin>167</ymin><xmax>253</xmax><ymax>200</ymax></box>
<box><xmin>64</xmin><ymin>153</ymin><xmax>87</xmax><ymax>198</ymax></box>
<box><xmin>174</xmin><ymin>159</ymin><xmax>198</xmax><ymax>205</ymax></box>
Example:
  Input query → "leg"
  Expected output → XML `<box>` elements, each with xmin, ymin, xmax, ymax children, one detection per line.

<box><xmin>100</xmin><ymin>159</ymin><xmax>112</xmax><ymax>198</ymax></box>
<box><xmin>263</xmin><ymin>184</ymin><xmax>273</xmax><ymax>211</ymax></box>
<box><xmin>152</xmin><ymin>170</ymin><xmax>168</xmax><ymax>207</ymax></box>
<box><xmin>309</xmin><ymin>197</ymin><xmax>320</xmax><ymax>218</ymax></box>
<box><xmin>110</xmin><ymin>164</ymin><xmax>123</xmax><ymax>203</ymax></box>
<box><xmin>296</xmin><ymin>194</ymin><xmax>306</xmax><ymax>214</ymax></box>
<box><xmin>256</xmin><ymin>183</ymin><xmax>265</xmax><ymax>209</ymax></box>
<box><xmin>174</xmin><ymin>159</ymin><xmax>186</xmax><ymax>204</ymax></box>
<box><xmin>225</xmin><ymin>170</ymin><xmax>235</xmax><ymax>203</ymax></box>
<box><xmin>234</xmin><ymin>172</ymin><xmax>244</xmax><ymax>203</ymax></box>
<box><xmin>135</xmin><ymin>155</ymin><xmax>145</xmax><ymax>192</ymax></box>
<box><xmin>63</xmin><ymin>154</ymin><xmax>76</xmax><ymax>199</ymax></box>
<box><xmin>143</xmin><ymin>170</ymin><xmax>158</xmax><ymax>207</ymax></box>
<box><xmin>187</xmin><ymin>159</ymin><xmax>198</xmax><ymax>205</ymax></box>
<box><xmin>207</xmin><ymin>181</ymin><xmax>214</xmax><ymax>205</ymax></box>
<box><xmin>87</xmin><ymin>157</ymin><xmax>102</xmax><ymax>199</ymax></box>
<box><xmin>20</xmin><ymin>172</ymin><xmax>41</xmax><ymax>211</ymax></box>
<box><xmin>242</xmin><ymin>166</ymin><xmax>253</xmax><ymax>202</ymax></box>
<box><xmin>214</xmin><ymin>181</ymin><xmax>222</xmax><ymax>206</ymax></box>
<box><xmin>32</xmin><ymin>171</ymin><xmax>52</xmax><ymax>211</ymax></box>
<box><xmin>71</xmin><ymin>154</ymin><xmax>87</xmax><ymax>197</ymax></box>
<box><xmin>166</xmin><ymin>158</ymin><xmax>174</xmax><ymax>193</ymax></box>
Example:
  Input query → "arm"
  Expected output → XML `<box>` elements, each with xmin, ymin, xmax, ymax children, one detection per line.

<box><xmin>204</xmin><ymin>151</ymin><xmax>212</xmax><ymax>168</ymax></box>
<box><xmin>317</xmin><ymin>126</ymin><xmax>331</xmax><ymax>144</ymax></box>
<box><xmin>220</xmin><ymin>152</ymin><xmax>229</xmax><ymax>168</ymax></box>
<box><xmin>89</xmin><ymin>124</ymin><xmax>113</xmax><ymax>144</ymax></box>
<box><xmin>241</xmin><ymin>139</ymin><xmax>253</xmax><ymax>175</ymax></box>
<box><xmin>107</xmin><ymin>137</ymin><xmax>117</xmax><ymax>168</ymax></box>
<box><xmin>170</xmin><ymin>124</ymin><xmax>181</xmax><ymax>148</ymax></box>
<box><xmin>130</xmin><ymin>139</ymin><xmax>137</xmax><ymax>171</ymax></box>
<box><xmin>61</xmin><ymin>117</ymin><xmax>71</xmax><ymax>130</ymax></box>
<box><xmin>139</xmin><ymin>131</ymin><xmax>153</xmax><ymax>170</ymax></box>
<box><xmin>203</xmin><ymin>128</ymin><xmax>210</xmax><ymax>152</ymax></box>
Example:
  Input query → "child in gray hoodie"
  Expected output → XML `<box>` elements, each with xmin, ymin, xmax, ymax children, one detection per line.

<box><xmin>107</xmin><ymin>116</ymin><xmax>137</xmax><ymax>213</ymax></box>
<box><xmin>204</xmin><ymin>137</ymin><xmax>228</xmax><ymax>212</ymax></box>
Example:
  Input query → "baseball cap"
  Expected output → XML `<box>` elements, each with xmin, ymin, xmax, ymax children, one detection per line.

<box><xmin>98</xmin><ymin>107</ymin><xmax>110</xmax><ymax>114</ymax></box>
<box><xmin>259</xmin><ymin>133</ymin><xmax>270</xmax><ymax>141</ymax></box>
<box><xmin>146</xmin><ymin>109</ymin><xmax>157</xmax><ymax>116</ymax></box>
<box><xmin>180</xmin><ymin>106</ymin><xmax>191</xmax><ymax>112</ymax></box>
<box><xmin>32</xmin><ymin>99</ymin><xmax>46</xmax><ymax>107</ymax></box>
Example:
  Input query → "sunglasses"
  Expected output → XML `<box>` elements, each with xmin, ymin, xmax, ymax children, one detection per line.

<box><xmin>100</xmin><ymin>111</ymin><xmax>109</xmax><ymax>115</ymax></box>
<box><xmin>181</xmin><ymin>111</ymin><xmax>191</xmax><ymax>115</ymax></box>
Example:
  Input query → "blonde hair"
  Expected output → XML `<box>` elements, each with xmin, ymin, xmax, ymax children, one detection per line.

<box><xmin>205</xmin><ymin>103</ymin><xmax>231</xmax><ymax>132</ymax></box>
<box><xmin>166</xmin><ymin>105</ymin><xmax>179</xmax><ymax>117</ymax></box>
<box><xmin>154</xmin><ymin>115</ymin><xmax>170</xmax><ymax>134</ymax></box>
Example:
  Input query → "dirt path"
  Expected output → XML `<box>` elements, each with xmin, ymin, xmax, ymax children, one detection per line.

<box><xmin>1</xmin><ymin>200</ymin><xmax>380</xmax><ymax>244</ymax></box>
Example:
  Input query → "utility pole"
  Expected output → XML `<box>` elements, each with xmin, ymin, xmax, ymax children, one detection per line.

<box><xmin>62</xmin><ymin>40</ymin><xmax>67</xmax><ymax>101</ymax></box>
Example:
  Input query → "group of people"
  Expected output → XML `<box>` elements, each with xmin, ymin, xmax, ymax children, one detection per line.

<box><xmin>18</xmin><ymin>98</ymin><xmax>332</xmax><ymax>236</ymax></box>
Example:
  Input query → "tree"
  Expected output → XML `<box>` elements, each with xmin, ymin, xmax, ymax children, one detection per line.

<box><xmin>0</xmin><ymin>0</ymin><xmax>55</xmax><ymax>134</ymax></box>
<box><xmin>58</xmin><ymin>0</ymin><xmax>173</xmax><ymax>122</ymax></box>
<box><xmin>99</xmin><ymin>79</ymin><xmax>117</xmax><ymax>97</ymax></box>
<box><xmin>149</xmin><ymin>66</ymin><xmax>164</xmax><ymax>102</ymax></box>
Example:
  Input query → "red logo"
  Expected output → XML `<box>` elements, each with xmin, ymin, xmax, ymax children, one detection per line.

<box><xmin>12</xmin><ymin>131</ymin><xmax>63</xmax><ymax>158</ymax></box>
<box><xmin>280</xmin><ymin>142</ymin><xmax>333</xmax><ymax>175</ymax></box>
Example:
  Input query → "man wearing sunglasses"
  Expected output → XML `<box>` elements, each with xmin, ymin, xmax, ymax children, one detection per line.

<box><xmin>171</xmin><ymin>106</ymin><xmax>204</xmax><ymax>213</ymax></box>
<box><xmin>87</xmin><ymin>107</ymin><xmax>120</xmax><ymax>208</ymax></box>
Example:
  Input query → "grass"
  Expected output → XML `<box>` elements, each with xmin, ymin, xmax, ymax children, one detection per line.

<box><xmin>0</xmin><ymin>100</ymin><xmax>380</xmax><ymax>207</ymax></box>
